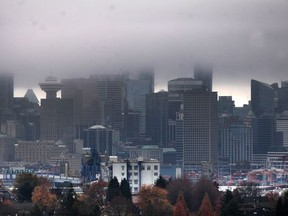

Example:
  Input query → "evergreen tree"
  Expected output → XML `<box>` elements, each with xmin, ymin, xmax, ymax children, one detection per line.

<box><xmin>120</xmin><ymin>178</ymin><xmax>132</xmax><ymax>200</ymax></box>
<box><xmin>221</xmin><ymin>199</ymin><xmax>243</xmax><ymax>216</ymax></box>
<box><xmin>155</xmin><ymin>175</ymin><xmax>168</xmax><ymax>189</ymax></box>
<box><xmin>106</xmin><ymin>176</ymin><xmax>120</xmax><ymax>202</ymax></box>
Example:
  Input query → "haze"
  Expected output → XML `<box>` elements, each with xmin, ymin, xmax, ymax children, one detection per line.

<box><xmin>1</xmin><ymin>0</ymin><xmax>288</xmax><ymax>106</ymax></box>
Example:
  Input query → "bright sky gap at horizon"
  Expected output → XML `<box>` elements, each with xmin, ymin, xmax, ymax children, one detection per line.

<box><xmin>2</xmin><ymin>0</ymin><xmax>288</xmax><ymax>107</ymax></box>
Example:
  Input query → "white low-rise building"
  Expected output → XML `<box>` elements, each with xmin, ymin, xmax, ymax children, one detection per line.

<box><xmin>112</xmin><ymin>156</ymin><xmax>160</xmax><ymax>193</ymax></box>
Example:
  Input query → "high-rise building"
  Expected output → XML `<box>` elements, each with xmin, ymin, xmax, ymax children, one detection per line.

<box><xmin>146</xmin><ymin>91</ymin><xmax>168</xmax><ymax>146</ymax></box>
<box><xmin>218</xmin><ymin>96</ymin><xmax>235</xmax><ymax>115</ymax></box>
<box><xmin>126</xmin><ymin>70</ymin><xmax>154</xmax><ymax>136</ymax></box>
<box><xmin>219</xmin><ymin>117</ymin><xmax>253</xmax><ymax>164</ymax></box>
<box><xmin>62</xmin><ymin>74</ymin><xmax>127</xmax><ymax>140</ymax></box>
<box><xmin>277</xmin><ymin>84</ymin><xmax>288</xmax><ymax>114</ymax></box>
<box><xmin>194</xmin><ymin>65</ymin><xmax>213</xmax><ymax>92</ymax></box>
<box><xmin>0</xmin><ymin>73</ymin><xmax>14</xmax><ymax>110</ymax></box>
<box><xmin>82</xmin><ymin>125</ymin><xmax>113</xmax><ymax>155</ymax></box>
<box><xmin>39</xmin><ymin>77</ymin><xmax>74</xmax><ymax>151</ymax></box>
<box><xmin>251</xmin><ymin>79</ymin><xmax>275</xmax><ymax>117</ymax></box>
<box><xmin>176</xmin><ymin>89</ymin><xmax>218</xmax><ymax>171</ymax></box>
<box><xmin>168</xmin><ymin>78</ymin><xmax>203</xmax><ymax>92</ymax></box>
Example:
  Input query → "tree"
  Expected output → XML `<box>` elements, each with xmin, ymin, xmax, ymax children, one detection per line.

<box><xmin>139</xmin><ymin>185</ymin><xmax>173</xmax><ymax>216</ymax></box>
<box><xmin>0</xmin><ymin>199</ymin><xmax>17</xmax><ymax>215</ymax></box>
<box><xmin>31</xmin><ymin>183</ymin><xmax>57</xmax><ymax>215</ymax></box>
<box><xmin>221</xmin><ymin>198</ymin><xmax>243</xmax><ymax>216</ymax></box>
<box><xmin>167</xmin><ymin>178</ymin><xmax>194</xmax><ymax>211</ymax></box>
<box><xmin>13</xmin><ymin>173</ymin><xmax>40</xmax><ymax>202</ymax></box>
<box><xmin>173</xmin><ymin>191</ymin><xmax>189</xmax><ymax>216</ymax></box>
<box><xmin>120</xmin><ymin>178</ymin><xmax>132</xmax><ymax>200</ymax></box>
<box><xmin>197</xmin><ymin>193</ymin><xmax>214</xmax><ymax>216</ymax></box>
<box><xmin>276</xmin><ymin>190</ymin><xmax>288</xmax><ymax>216</ymax></box>
<box><xmin>155</xmin><ymin>175</ymin><xmax>168</xmax><ymax>189</ymax></box>
<box><xmin>191</xmin><ymin>178</ymin><xmax>221</xmax><ymax>213</ymax></box>
<box><xmin>105</xmin><ymin>196</ymin><xmax>139</xmax><ymax>216</ymax></box>
<box><xmin>236</xmin><ymin>181</ymin><xmax>260</xmax><ymax>198</ymax></box>
<box><xmin>58</xmin><ymin>183</ymin><xmax>78</xmax><ymax>216</ymax></box>
<box><xmin>85</xmin><ymin>180</ymin><xmax>108</xmax><ymax>208</ymax></box>
<box><xmin>106</xmin><ymin>177</ymin><xmax>120</xmax><ymax>202</ymax></box>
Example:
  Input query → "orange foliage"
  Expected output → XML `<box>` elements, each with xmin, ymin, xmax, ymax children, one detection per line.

<box><xmin>197</xmin><ymin>193</ymin><xmax>214</xmax><ymax>216</ymax></box>
<box><xmin>32</xmin><ymin>185</ymin><xmax>57</xmax><ymax>211</ymax></box>
<box><xmin>173</xmin><ymin>191</ymin><xmax>189</xmax><ymax>216</ymax></box>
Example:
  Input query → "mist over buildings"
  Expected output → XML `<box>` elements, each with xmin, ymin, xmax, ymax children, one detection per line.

<box><xmin>1</xmin><ymin>0</ymin><xmax>288</xmax><ymax>106</ymax></box>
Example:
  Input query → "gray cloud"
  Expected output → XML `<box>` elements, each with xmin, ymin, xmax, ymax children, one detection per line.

<box><xmin>0</xmin><ymin>0</ymin><xmax>288</xmax><ymax>105</ymax></box>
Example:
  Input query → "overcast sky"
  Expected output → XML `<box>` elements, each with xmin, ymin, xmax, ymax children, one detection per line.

<box><xmin>1</xmin><ymin>0</ymin><xmax>288</xmax><ymax>106</ymax></box>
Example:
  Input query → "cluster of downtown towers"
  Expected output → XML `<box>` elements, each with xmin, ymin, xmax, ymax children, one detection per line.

<box><xmin>1</xmin><ymin>68</ymin><xmax>288</xmax><ymax>172</ymax></box>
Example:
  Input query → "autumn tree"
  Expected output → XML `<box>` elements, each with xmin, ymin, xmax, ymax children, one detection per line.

<box><xmin>13</xmin><ymin>173</ymin><xmax>40</xmax><ymax>202</ymax></box>
<box><xmin>167</xmin><ymin>178</ymin><xmax>194</xmax><ymax>211</ymax></box>
<box><xmin>197</xmin><ymin>193</ymin><xmax>214</xmax><ymax>216</ymax></box>
<box><xmin>155</xmin><ymin>175</ymin><xmax>169</xmax><ymax>189</ymax></box>
<box><xmin>173</xmin><ymin>191</ymin><xmax>189</xmax><ymax>216</ymax></box>
<box><xmin>85</xmin><ymin>180</ymin><xmax>108</xmax><ymax>208</ymax></box>
<box><xmin>31</xmin><ymin>183</ymin><xmax>57</xmax><ymax>215</ymax></box>
<box><xmin>191</xmin><ymin>178</ymin><xmax>221</xmax><ymax>213</ymax></box>
<box><xmin>0</xmin><ymin>199</ymin><xmax>17</xmax><ymax>215</ymax></box>
<box><xmin>139</xmin><ymin>185</ymin><xmax>173</xmax><ymax>216</ymax></box>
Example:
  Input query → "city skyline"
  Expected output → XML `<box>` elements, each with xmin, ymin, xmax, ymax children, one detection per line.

<box><xmin>1</xmin><ymin>0</ymin><xmax>288</xmax><ymax>107</ymax></box>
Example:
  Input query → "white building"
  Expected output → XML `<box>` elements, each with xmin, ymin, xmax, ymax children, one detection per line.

<box><xmin>112</xmin><ymin>157</ymin><xmax>160</xmax><ymax>193</ymax></box>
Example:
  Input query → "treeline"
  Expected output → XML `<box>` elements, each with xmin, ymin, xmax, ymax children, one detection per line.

<box><xmin>1</xmin><ymin>173</ymin><xmax>288</xmax><ymax>215</ymax></box>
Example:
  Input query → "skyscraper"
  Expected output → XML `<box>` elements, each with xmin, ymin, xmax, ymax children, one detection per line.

<box><xmin>146</xmin><ymin>91</ymin><xmax>168</xmax><ymax>146</ymax></box>
<box><xmin>39</xmin><ymin>77</ymin><xmax>74</xmax><ymax>151</ymax></box>
<box><xmin>126</xmin><ymin>70</ymin><xmax>154</xmax><ymax>136</ymax></box>
<box><xmin>251</xmin><ymin>79</ymin><xmax>275</xmax><ymax>117</ymax></box>
<box><xmin>62</xmin><ymin>74</ymin><xmax>127</xmax><ymax>140</ymax></box>
<box><xmin>0</xmin><ymin>73</ymin><xmax>14</xmax><ymax>111</ymax></box>
<box><xmin>194</xmin><ymin>65</ymin><xmax>213</xmax><ymax>92</ymax></box>
<box><xmin>176</xmin><ymin>89</ymin><xmax>218</xmax><ymax>171</ymax></box>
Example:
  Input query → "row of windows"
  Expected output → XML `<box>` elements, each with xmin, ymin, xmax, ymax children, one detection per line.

<box><xmin>122</xmin><ymin>165</ymin><xmax>159</xmax><ymax>171</ymax></box>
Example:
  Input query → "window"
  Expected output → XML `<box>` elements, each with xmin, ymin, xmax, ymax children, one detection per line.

<box><xmin>121</xmin><ymin>165</ymin><xmax>125</xmax><ymax>170</ymax></box>
<box><xmin>134</xmin><ymin>187</ymin><xmax>139</xmax><ymax>192</ymax></box>
<box><xmin>154</xmin><ymin>165</ymin><xmax>158</xmax><ymax>170</ymax></box>
<box><xmin>134</xmin><ymin>165</ymin><xmax>138</xmax><ymax>170</ymax></box>
<box><xmin>134</xmin><ymin>172</ymin><xmax>138</xmax><ymax>176</ymax></box>
<box><xmin>147</xmin><ymin>165</ymin><xmax>151</xmax><ymax>170</ymax></box>
<box><xmin>121</xmin><ymin>172</ymin><xmax>125</xmax><ymax>176</ymax></box>
<box><xmin>134</xmin><ymin>179</ymin><xmax>138</xmax><ymax>184</ymax></box>
<box><xmin>154</xmin><ymin>172</ymin><xmax>158</xmax><ymax>176</ymax></box>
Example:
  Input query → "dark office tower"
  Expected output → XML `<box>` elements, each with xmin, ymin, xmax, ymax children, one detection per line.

<box><xmin>62</xmin><ymin>74</ymin><xmax>126</xmax><ymax>140</ymax></box>
<box><xmin>126</xmin><ymin>70</ymin><xmax>154</xmax><ymax>136</ymax></box>
<box><xmin>251</xmin><ymin>79</ymin><xmax>275</xmax><ymax>117</ymax></box>
<box><xmin>194</xmin><ymin>65</ymin><xmax>213</xmax><ymax>92</ymax></box>
<box><xmin>218</xmin><ymin>96</ymin><xmax>235</xmax><ymax>115</ymax></box>
<box><xmin>277</xmin><ymin>81</ymin><xmax>288</xmax><ymax>114</ymax></box>
<box><xmin>179</xmin><ymin>89</ymin><xmax>218</xmax><ymax>170</ymax></box>
<box><xmin>83</xmin><ymin>125</ymin><xmax>113</xmax><ymax>155</ymax></box>
<box><xmin>0</xmin><ymin>73</ymin><xmax>13</xmax><ymax>110</ymax></box>
<box><xmin>252</xmin><ymin>116</ymin><xmax>275</xmax><ymax>163</ymax></box>
<box><xmin>146</xmin><ymin>91</ymin><xmax>168</xmax><ymax>146</ymax></box>
<box><xmin>39</xmin><ymin>77</ymin><xmax>74</xmax><ymax>151</ymax></box>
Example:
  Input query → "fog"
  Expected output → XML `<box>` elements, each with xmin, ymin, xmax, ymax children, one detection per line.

<box><xmin>1</xmin><ymin>0</ymin><xmax>288</xmax><ymax>106</ymax></box>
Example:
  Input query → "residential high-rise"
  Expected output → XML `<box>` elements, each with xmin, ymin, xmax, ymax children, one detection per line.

<box><xmin>176</xmin><ymin>89</ymin><xmax>218</xmax><ymax>171</ymax></box>
<box><xmin>39</xmin><ymin>77</ymin><xmax>74</xmax><ymax>151</ymax></box>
